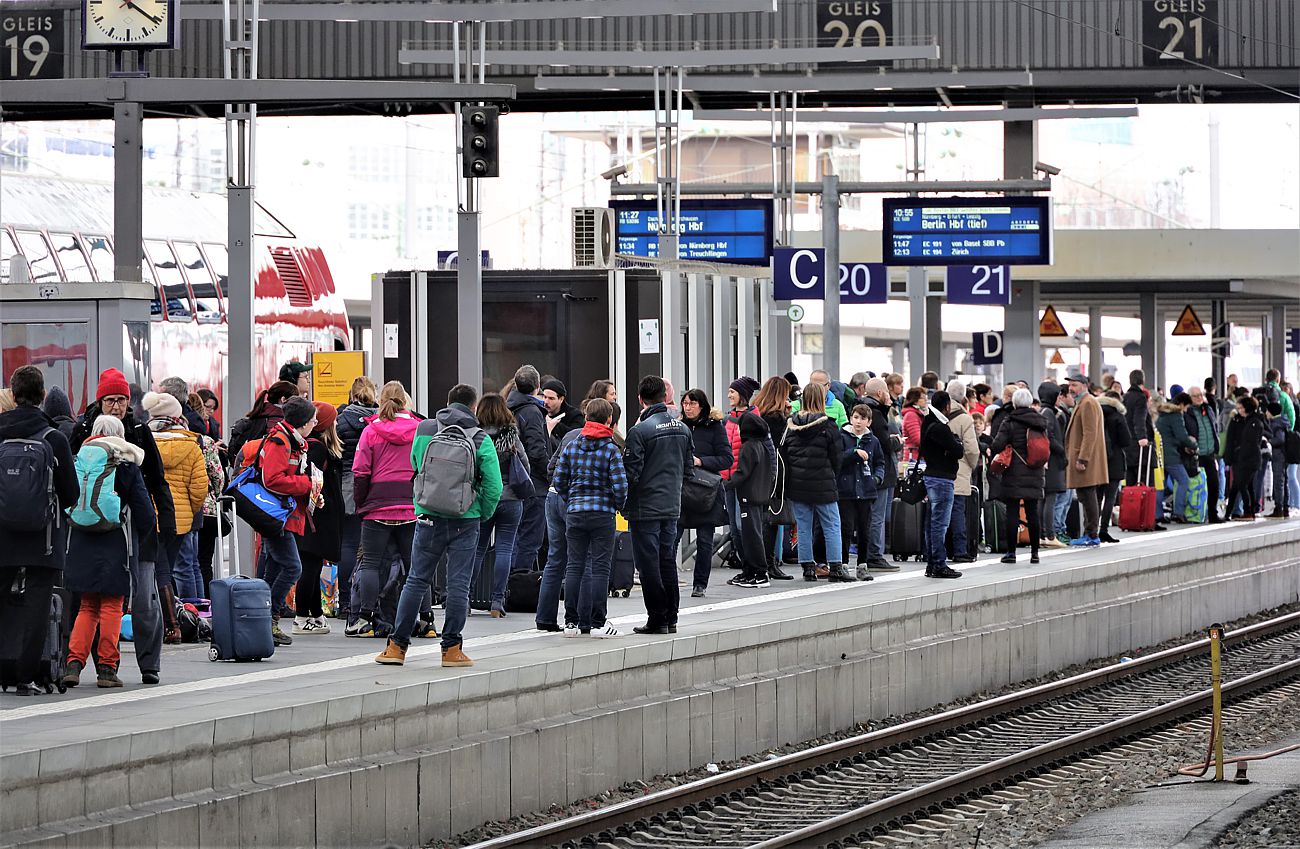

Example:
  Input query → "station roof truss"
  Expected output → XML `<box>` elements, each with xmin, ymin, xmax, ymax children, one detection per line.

<box><xmin>6</xmin><ymin>0</ymin><xmax>1295</xmax><ymax>120</ymax></box>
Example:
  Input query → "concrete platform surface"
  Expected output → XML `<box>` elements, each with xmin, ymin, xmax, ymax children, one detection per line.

<box><xmin>1037</xmin><ymin>735</ymin><xmax>1300</xmax><ymax>849</ymax></box>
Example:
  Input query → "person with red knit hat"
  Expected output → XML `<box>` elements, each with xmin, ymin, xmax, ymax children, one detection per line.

<box><xmin>70</xmin><ymin>368</ymin><xmax>177</xmax><ymax>685</ymax></box>
<box><xmin>292</xmin><ymin>401</ymin><xmax>343</xmax><ymax>635</ymax></box>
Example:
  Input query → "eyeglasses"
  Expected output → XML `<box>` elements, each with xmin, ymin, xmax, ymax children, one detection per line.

<box><xmin>101</xmin><ymin>396</ymin><xmax>129</xmax><ymax>407</ymax></box>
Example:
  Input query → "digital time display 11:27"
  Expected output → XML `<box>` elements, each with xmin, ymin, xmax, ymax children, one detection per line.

<box><xmin>882</xmin><ymin>196</ymin><xmax>1053</xmax><ymax>266</ymax></box>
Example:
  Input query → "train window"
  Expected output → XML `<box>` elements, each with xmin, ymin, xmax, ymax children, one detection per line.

<box><xmin>203</xmin><ymin>243</ymin><xmax>229</xmax><ymax>298</ymax></box>
<box><xmin>0</xmin><ymin>229</ymin><xmax>16</xmax><ymax>283</ymax></box>
<box><xmin>144</xmin><ymin>239</ymin><xmax>193</xmax><ymax>321</ymax></box>
<box><xmin>49</xmin><ymin>233</ymin><xmax>92</xmax><ymax>282</ymax></box>
<box><xmin>174</xmin><ymin>241</ymin><xmax>221</xmax><ymax>321</ymax></box>
<box><xmin>13</xmin><ymin>230</ymin><xmax>59</xmax><ymax>282</ymax></box>
<box><xmin>84</xmin><ymin>236</ymin><xmax>113</xmax><ymax>282</ymax></box>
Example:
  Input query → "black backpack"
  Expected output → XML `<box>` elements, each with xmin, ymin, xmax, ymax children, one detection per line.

<box><xmin>0</xmin><ymin>427</ymin><xmax>58</xmax><ymax>554</ymax></box>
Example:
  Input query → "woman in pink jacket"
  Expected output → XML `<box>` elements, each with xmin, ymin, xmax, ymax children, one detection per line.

<box><xmin>346</xmin><ymin>381</ymin><xmax>431</xmax><ymax>639</ymax></box>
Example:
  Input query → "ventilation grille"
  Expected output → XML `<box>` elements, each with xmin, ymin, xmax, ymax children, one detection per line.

<box><xmin>571</xmin><ymin>207</ymin><xmax>614</xmax><ymax>269</ymax></box>
<box><xmin>271</xmin><ymin>247</ymin><xmax>312</xmax><ymax>307</ymax></box>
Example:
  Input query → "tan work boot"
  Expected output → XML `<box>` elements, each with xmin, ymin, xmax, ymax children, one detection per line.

<box><xmin>374</xmin><ymin>640</ymin><xmax>407</xmax><ymax>665</ymax></box>
<box><xmin>441</xmin><ymin>643</ymin><xmax>473</xmax><ymax>668</ymax></box>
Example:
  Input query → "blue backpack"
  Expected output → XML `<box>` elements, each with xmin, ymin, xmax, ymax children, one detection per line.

<box><xmin>69</xmin><ymin>442</ymin><xmax>124</xmax><ymax>532</ymax></box>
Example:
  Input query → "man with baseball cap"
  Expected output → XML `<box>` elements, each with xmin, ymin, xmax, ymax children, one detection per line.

<box><xmin>279</xmin><ymin>361</ymin><xmax>312</xmax><ymax>398</ymax></box>
<box><xmin>70</xmin><ymin>368</ymin><xmax>177</xmax><ymax>685</ymax></box>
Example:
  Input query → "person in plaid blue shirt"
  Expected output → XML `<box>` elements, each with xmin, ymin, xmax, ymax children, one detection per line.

<box><xmin>552</xmin><ymin>398</ymin><xmax>628</xmax><ymax>637</ymax></box>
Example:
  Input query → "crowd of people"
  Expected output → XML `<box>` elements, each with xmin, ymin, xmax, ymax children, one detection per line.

<box><xmin>0</xmin><ymin>355</ymin><xmax>1296</xmax><ymax>689</ymax></box>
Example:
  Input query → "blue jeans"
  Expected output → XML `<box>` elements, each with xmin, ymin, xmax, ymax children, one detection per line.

<box><xmin>869</xmin><ymin>484</ymin><xmax>894</xmax><ymax>558</ymax></box>
<box><xmin>393</xmin><ymin>517</ymin><xmax>480</xmax><ymax>651</ymax></box>
<box><xmin>512</xmin><ymin>494</ymin><xmax>547</xmax><ymax>573</ymax></box>
<box><xmin>171</xmin><ymin>530</ymin><xmax>202</xmax><ymax>598</ymax></box>
<box><xmin>923</xmin><ymin>476</ymin><xmax>955</xmax><ymax>568</ymax></box>
<box><xmin>563</xmin><ymin>511</ymin><xmax>616</xmax><ymax>630</ymax></box>
<box><xmin>950</xmin><ymin>493</ymin><xmax>968</xmax><ymax>558</ymax></box>
<box><xmin>1053</xmin><ymin>490</ymin><xmax>1072</xmax><ymax>536</ymax></box>
<box><xmin>473</xmin><ymin>499</ymin><xmax>523</xmax><ymax>605</ymax></box>
<box><xmin>1165</xmin><ymin>462</ymin><xmax>1192</xmax><ymax>518</ymax></box>
<box><xmin>536</xmin><ymin>491</ymin><xmax>567</xmax><ymax>628</ymax></box>
<box><xmin>260</xmin><ymin>531</ymin><xmax>303</xmax><ymax>616</ymax></box>
<box><xmin>630</xmin><ymin>518</ymin><xmax>679</xmax><ymax>628</ymax></box>
<box><xmin>1289</xmin><ymin>465</ymin><xmax>1299</xmax><ymax>510</ymax></box>
<box><xmin>791</xmin><ymin>501</ymin><xmax>842</xmax><ymax>565</ymax></box>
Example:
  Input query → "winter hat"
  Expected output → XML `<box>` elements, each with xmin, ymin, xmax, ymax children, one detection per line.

<box><xmin>541</xmin><ymin>378</ymin><xmax>567</xmax><ymax>398</ymax></box>
<box><xmin>783</xmin><ymin>372</ymin><xmax>800</xmax><ymax>387</ymax></box>
<box><xmin>1169</xmin><ymin>383</ymin><xmax>1184</xmax><ymax>398</ymax></box>
<box><xmin>729</xmin><ymin>376</ymin><xmax>761</xmax><ymax>402</ymax></box>
<box><xmin>282</xmin><ymin>396</ymin><xmax>317</xmax><ymax>429</ymax></box>
<box><xmin>95</xmin><ymin>368</ymin><xmax>130</xmax><ymax>402</ymax></box>
<box><xmin>311</xmin><ymin>401</ymin><xmax>338</xmax><ymax>434</ymax></box>
<box><xmin>42</xmin><ymin>386</ymin><xmax>73</xmax><ymax>421</ymax></box>
<box><xmin>142</xmin><ymin>391</ymin><xmax>182</xmax><ymax>421</ymax></box>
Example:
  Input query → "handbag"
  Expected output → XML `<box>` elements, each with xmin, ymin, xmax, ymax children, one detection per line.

<box><xmin>766</xmin><ymin>453</ymin><xmax>796</xmax><ymax>526</ymax></box>
<box><xmin>896</xmin><ymin>462</ymin><xmax>928</xmax><ymax>505</ymax></box>
<box><xmin>681</xmin><ymin>469</ymin><xmax>727</xmax><ymax>529</ymax></box>
<box><xmin>225</xmin><ymin>440</ymin><xmax>296</xmax><ymax>538</ymax></box>
<box><xmin>990</xmin><ymin>445</ymin><xmax>1013</xmax><ymax>476</ymax></box>
<box><xmin>507</xmin><ymin>452</ymin><xmax>536</xmax><ymax>500</ymax></box>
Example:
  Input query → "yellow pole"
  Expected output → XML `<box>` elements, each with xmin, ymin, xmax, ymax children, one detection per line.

<box><xmin>1210</xmin><ymin>624</ymin><xmax>1224</xmax><ymax>782</ymax></box>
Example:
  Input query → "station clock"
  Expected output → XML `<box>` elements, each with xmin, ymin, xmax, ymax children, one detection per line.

<box><xmin>82</xmin><ymin>0</ymin><xmax>179</xmax><ymax>49</ymax></box>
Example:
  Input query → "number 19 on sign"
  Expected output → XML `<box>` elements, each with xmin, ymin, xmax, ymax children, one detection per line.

<box><xmin>946</xmin><ymin>265</ymin><xmax>1011</xmax><ymax>306</ymax></box>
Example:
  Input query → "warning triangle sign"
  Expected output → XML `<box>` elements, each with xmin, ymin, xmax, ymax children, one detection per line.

<box><xmin>1172</xmin><ymin>304</ymin><xmax>1206</xmax><ymax>336</ymax></box>
<box><xmin>1039</xmin><ymin>305</ymin><xmax>1069</xmax><ymax>338</ymax></box>
<box><xmin>1050</xmin><ymin>349</ymin><xmax>1065</xmax><ymax>365</ymax></box>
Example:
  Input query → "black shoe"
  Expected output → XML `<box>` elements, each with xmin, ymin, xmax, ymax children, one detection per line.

<box><xmin>927</xmin><ymin>565</ymin><xmax>962</xmax><ymax>579</ymax></box>
<box><xmin>668</xmin><ymin>625</ymin><xmax>677</xmax><ymax>633</ymax></box>
<box><xmin>827</xmin><ymin>563</ymin><xmax>857</xmax><ymax>582</ymax></box>
<box><xmin>952</xmin><ymin>554</ymin><xmax>978</xmax><ymax>564</ymax></box>
<box><xmin>633</xmin><ymin>625</ymin><xmax>670</xmax><ymax>635</ymax></box>
<box><xmin>767</xmin><ymin>563</ymin><xmax>794</xmax><ymax>580</ymax></box>
<box><xmin>801</xmin><ymin>563</ymin><xmax>818</xmax><ymax>582</ymax></box>
<box><xmin>1153</xmin><ymin>524</ymin><xmax>1168</xmax><ymax>531</ymax></box>
<box><xmin>141</xmin><ymin>671</ymin><xmax>160</xmax><ymax>685</ymax></box>
<box><xmin>1030</xmin><ymin>553</ymin><xmax>1040</xmax><ymax>564</ymax></box>
<box><xmin>999</xmin><ymin>553</ymin><xmax>1016</xmax><ymax>564</ymax></box>
<box><xmin>1099</xmin><ymin>533</ymin><xmax>1120</xmax><ymax>543</ymax></box>
<box><xmin>535</xmin><ymin>623</ymin><xmax>562</xmax><ymax>633</ymax></box>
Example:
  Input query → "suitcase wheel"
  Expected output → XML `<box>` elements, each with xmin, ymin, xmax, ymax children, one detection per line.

<box><xmin>208</xmin><ymin>645</ymin><xmax>220</xmax><ymax>662</ymax></box>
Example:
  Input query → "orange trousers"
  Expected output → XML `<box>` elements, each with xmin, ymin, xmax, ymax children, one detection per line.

<box><xmin>68</xmin><ymin>593</ymin><xmax>124</xmax><ymax>670</ymax></box>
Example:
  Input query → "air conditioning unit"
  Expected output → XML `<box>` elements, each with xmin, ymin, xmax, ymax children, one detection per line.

<box><xmin>571</xmin><ymin>207</ymin><xmax>615</xmax><ymax>269</ymax></box>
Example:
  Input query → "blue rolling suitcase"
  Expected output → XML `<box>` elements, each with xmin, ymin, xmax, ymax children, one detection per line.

<box><xmin>208</xmin><ymin>576</ymin><xmax>275</xmax><ymax>662</ymax></box>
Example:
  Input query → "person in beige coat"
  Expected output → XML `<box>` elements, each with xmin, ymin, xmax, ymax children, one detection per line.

<box><xmin>946</xmin><ymin>380</ymin><xmax>982</xmax><ymax>562</ymax></box>
<box><xmin>1063</xmin><ymin>373</ymin><xmax>1108</xmax><ymax>545</ymax></box>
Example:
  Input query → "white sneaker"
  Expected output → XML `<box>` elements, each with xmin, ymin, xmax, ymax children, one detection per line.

<box><xmin>291</xmin><ymin>617</ymin><xmax>311</xmax><ymax>635</ymax></box>
<box><xmin>344</xmin><ymin>617</ymin><xmax>375</xmax><ymax>637</ymax></box>
<box><xmin>309</xmin><ymin>617</ymin><xmax>331</xmax><ymax>635</ymax></box>
<box><xmin>563</xmin><ymin>623</ymin><xmax>580</xmax><ymax>638</ymax></box>
<box><xmin>591</xmin><ymin>624</ymin><xmax>621</xmax><ymax>639</ymax></box>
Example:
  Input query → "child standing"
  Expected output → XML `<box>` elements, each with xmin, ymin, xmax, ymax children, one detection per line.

<box><xmin>838</xmin><ymin>405</ymin><xmax>886</xmax><ymax>581</ymax></box>
<box><xmin>293</xmin><ymin>401</ymin><xmax>343</xmax><ymax>634</ymax></box>
<box><xmin>63</xmin><ymin>415</ymin><xmax>156</xmax><ymax>688</ymax></box>
<box><xmin>725</xmin><ymin>412</ymin><xmax>775</xmax><ymax>588</ymax></box>
<box><xmin>551</xmin><ymin>398</ymin><xmax>628</xmax><ymax>638</ymax></box>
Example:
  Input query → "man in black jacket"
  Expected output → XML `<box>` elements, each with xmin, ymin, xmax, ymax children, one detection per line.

<box><xmin>0</xmin><ymin>367</ymin><xmax>79</xmax><ymax>693</ymax></box>
<box><xmin>625</xmin><ymin>375</ymin><xmax>693</xmax><ymax>635</ymax></box>
<box><xmin>541</xmin><ymin>378</ymin><xmax>585</xmax><ymax>441</ymax></box>
<box><xmin>1122</xmin><ymin>369</ymin><xmax>1155</xmax><ymax>487</ymax></box>
<box><xmin>70</xmin><ymin>367</ymin><xmax>176</xmax><ymax>684</ymax></box>
<box><xmin>507</xmin><ymin>364</ymin><xmax>553</xmax><ymax>574</ymax></box>
<box><xmin>861</xmin><ymin>377</ymin><xmax>900</xmax><ymax>572</ymax></box>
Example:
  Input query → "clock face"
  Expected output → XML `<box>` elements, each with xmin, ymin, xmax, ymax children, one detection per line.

<box><xmin>83</xmin><ymin>0</ymin><xmax>177</xmax><ymax>48</ymax></box>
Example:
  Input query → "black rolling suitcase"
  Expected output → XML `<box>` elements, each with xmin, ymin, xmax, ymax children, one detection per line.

<box><xmin>983</xmin><ymin>499</ymin><xmax>1011</xmax><ymax>553</ymax></box>
<box><xmin>469</xmin><ymin>547</ymin><xmax>495</xmax><ymax>611</ymax></box>
<box><xmin>945</xmin><ymin>492</ymin><xmax>982</xmax><ymax>558</ymax></box>
<box><xmin>609</xmin><ymin>531</ymin><xmax>635</xmax><ymax>597</ymax></box>
<box><xmin>1</xmin><ymin>578</ymin><xmax>72</xmax><ymax>693</ymax></box>
<box><xmin>888</xmin><ymin>498</ymin><xmax>928</xmax><ymax>562</ymax></box>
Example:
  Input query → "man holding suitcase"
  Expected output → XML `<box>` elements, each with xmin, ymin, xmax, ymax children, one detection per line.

<box><xmin>0</xmin><ymin>367</ymin><xmax>79</xmax><ymax>694</ymax></box>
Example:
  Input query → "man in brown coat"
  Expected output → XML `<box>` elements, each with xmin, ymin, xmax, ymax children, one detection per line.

<box><xmin>1064</xmin><ymin>372</ymin><xmax>1108</xmax><ymax>546</ymax></box>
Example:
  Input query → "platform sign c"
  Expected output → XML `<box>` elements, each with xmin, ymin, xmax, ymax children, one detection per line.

<box><xmin>971</xmin><ymin>331</ymin><xmax>1004</xmax><ymax>366</ymax></box>
<box><xmin>773</xmin><ymin>247</ymin><xmax>825</xmax><ymax>300</ymax></box>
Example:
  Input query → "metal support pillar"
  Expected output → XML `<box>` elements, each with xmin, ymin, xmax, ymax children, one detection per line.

<box><xmin>892</xmin><ymin>342</ymin><xmax>907</xmax><ymax>376</ymax></box>
<box><xmin>455</xmin><ymin>212</ymin><xmax>482</xmax><ymax>389</ymax></box>
<box><xmin>1155</xmin><ymin>311</ymin><xmax>1168</xmax><ymax>393</ymax></box>
<box><xmin>687</xmin><ymin>273</ymin><xmax>711</xmax><ymax>395</ymax></box>
<box><xmin>1004</xmin><ymin>279</ymin><xmax>1042</xmax><ymax>387</ymax></box>
<box><xmin>736</xmin><ymin>277</ymin><xmax>758</xmax><ymax>385</ymax></box>
<box><xmin>660</xmin><ymin>270</ymin><xmax>685</xmax><ymax>388</ymax></box>
<box><xmin>906</xmin><ymin>267</ymin><xmax>927</xmax><ymax>385</ymax></box>
<box><xmin>822</xmin><ymin>173</ymin><xmax>840</xmax><ymax>378</ymax></box>
<box><xmin>1088</xmin><ymin>306</ymin><xmax>1104</xmax><ymax>381</ymax></box>
<box><xmin>112</xmin><ymin>102</ymin><xmax>143</xmax><ymax>286</ymax></box>
<box><xmin>1210</xmin><ymin>299</ymin><xmax>1228</xmax><ymax>393</ymax></box>
<box><xmin>925</xmin><ymin>296</ymin><xmax>941</xmax><ymax>377</ymax></box>
<box><xmin>1139</xmin><ymin>292</ymin><xmax>1160</xmax><ymax>390</ymax></box>
<box><xmin>1270</xmin><ymin>305</ymin><xmax>1288</xmax><ymax>376</ymax></box>
<box><xmin>1003</xmin><ymin>120</ymin><xmax>1039</xmax><ymax>180</ymax></box>
<box><xmin>715</xmin><ymin>272</ymin><xmax>734</xmax><ymax>395</ymax></box>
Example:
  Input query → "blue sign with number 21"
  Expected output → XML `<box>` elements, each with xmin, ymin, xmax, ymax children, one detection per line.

<box><xmin>947</xmin><ymin>265</ymin><xmax>1012</xmax><ymax>305</ymax></box>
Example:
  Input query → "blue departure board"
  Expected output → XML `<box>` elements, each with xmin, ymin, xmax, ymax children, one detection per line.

<box><xmin>612</xmin><ymin>199</ymin><xmax>773</xmax><ymax>265</ymax></box>
<box><xmin>882</xmin><ymin>197</ymin><xmax>1053</xmax><ymax>266</ymax></box>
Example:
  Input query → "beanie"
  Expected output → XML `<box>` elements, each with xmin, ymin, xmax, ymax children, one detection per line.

<box><xmin>783</xmin><ymin>372</ymin><xmax>799</xmax><ymax>387</ymax></box>
<box><xmin>541</xmin><ymin>378</ymin><xmax>567</xmax><ymax>398</ymax></box>
<box><xmin>42</xmin><ymin>386</ymin><xmax>73</xmax><ymax>421</ymax></box>
<box><xmin>142</xmin><ymin>391</ymin><xmax>182</xmax><ymax>421</ymax></box>
<box><xmin>1169</xmin><ymin>383</ymin><xmax>1184</xmax><ymax>398</ymax></box>
<box><xmin>96</xmin><ymin>368</ymin><xmax>130</xmax><ymax>402</ymax></box>
<box><xmin>283</xmin><ymin>396</ymin><xmax>316</xmax><ymax>429</ymax></box>
<box><xmin>729</xmin><ymin>376</ymin><xmax>761</xmax><ymax>402</ymax></box>
<box><xmin>311</xmin><ymin>401</ymin><xmax>338</xmax><ymax>434</ymax></box>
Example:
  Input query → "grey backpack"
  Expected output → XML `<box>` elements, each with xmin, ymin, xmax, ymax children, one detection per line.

<box><xmin>413</xmin><ymin>424</ymin><xmax>481</xmax><ymax>516</ymax></box>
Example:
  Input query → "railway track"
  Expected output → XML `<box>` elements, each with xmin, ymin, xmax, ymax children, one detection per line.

<box><xmin>465</xmin><ymin>611</ymin><xmax>1300</xmax><ymax>849</ymax></box>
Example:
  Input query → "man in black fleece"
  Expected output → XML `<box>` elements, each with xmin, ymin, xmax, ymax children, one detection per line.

<box><xmin>919</xmin><ymin>391</ymin><xmax>965</xmax><ymax>580</ymax></box>
<box><xmin>507</xmin><ymin>364</ymin><xmax>552</xmax><ymax>574</ymax></box>
<box><xmin>725</xmin><ymin>413</ymin><xmax>774</xmax><ymax>589</ymax></box>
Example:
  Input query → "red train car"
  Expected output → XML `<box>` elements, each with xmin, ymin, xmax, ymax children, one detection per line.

<box><xmin>1</xmin><ymin>172</ymin><xmax>349</xmax><ymax>412</ymax></box>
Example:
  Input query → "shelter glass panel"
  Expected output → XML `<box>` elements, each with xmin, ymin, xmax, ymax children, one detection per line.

<box><xmin>13</xmin><ymin>230</ymin><xmax>58</xmax><ymax>282</ymax></box>
<box><xmin>0</xmin><ymin>229</ymin><xmax>17</xmax><ymax>284</ymax></box>
<box><xmin>483</xmin><ymin>300</ymin><xmax>559</xmax><ymax>396</ymax></box>
<box><xmin>0</xmin><ymin>322</ymin><xmax>92</xmax><ymax>412</ymax></box>
<box><xmin>85</xmin><ymin>235</ymin><xmax>113</xmax><ymax>282</ymax></box>
<box><xmin>175</xmin><ymin>241</ymin><xmax>221</xmax><ymax>321</ymax></box>
<box><xmin>49</xmin><ymin>233</ymin><xmax>92</xmax><ymax>282</ymax></box>
<box><xmin>145</xmin><ymin>239</ymin><xmax>193</xmax><ymax>321</ymax></box>
<box><xmin>204</xmin><ymin>242</ymin><xmax>229</xmax><ymax>299</ymax></box>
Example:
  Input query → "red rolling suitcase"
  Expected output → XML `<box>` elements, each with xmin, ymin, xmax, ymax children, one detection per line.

<box><xmin>1119</xmin><ymin>445</ymin><xmax>1158</xmax><ymax>532</ymax></box>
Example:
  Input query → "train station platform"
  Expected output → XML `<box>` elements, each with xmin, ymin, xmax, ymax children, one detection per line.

<box><xmin>2</xmin><ymin>519</ymin><xmax>1298</xmax><ymax>849</ymax></box>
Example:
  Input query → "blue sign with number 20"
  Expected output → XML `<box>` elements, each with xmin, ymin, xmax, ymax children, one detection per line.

<box><xmin>947</xmin><ymin>265</ymin><xmax>1012</xmax><ymax>305</ymax></box>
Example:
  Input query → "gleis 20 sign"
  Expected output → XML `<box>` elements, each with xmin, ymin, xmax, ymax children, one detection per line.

<box><xmin>817</xmin><ymin>0</ymin><xmax>893</xmax><ymax>50</ymax></box>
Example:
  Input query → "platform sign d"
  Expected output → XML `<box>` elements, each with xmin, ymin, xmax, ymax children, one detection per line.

<box><xmin>947</xmin><ymin>265</ymin><xmax>1012</xmax><ymax>306</ymax></box>
<box><xmin>971</xmin><ymin>331</ymin><xmax>1004</xmax><ymax>366</ymax></box>
<box><xmin>773</xmin><ymin>247</ymin><xmax>826</xmax><ymax>300</ymax></box>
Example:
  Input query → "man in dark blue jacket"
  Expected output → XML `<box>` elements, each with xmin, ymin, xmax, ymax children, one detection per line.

<box><xmin>624</xmin><ymin>375</ymin><xmax>693</xmax><ymax>635</ymax></box>
<box><xmin>507</xmin><ymin>364</ymin><xmax>553</xmax><ymax>575</ymax></box>
<box><xmin>0</xmin><ymin>366</ymin><xmax>79</xmax><ymax>693</ymax></box>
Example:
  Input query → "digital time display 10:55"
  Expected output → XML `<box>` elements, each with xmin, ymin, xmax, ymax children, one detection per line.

<box><xmin>881</xmin><ymin>196</ymin><xmax>1053</xmax><ymax>266</ymax></box>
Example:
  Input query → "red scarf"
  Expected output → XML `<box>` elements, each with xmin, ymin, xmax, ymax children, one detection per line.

<box><xmin>581</xmin><ymin>421</ymin><xmax>614</xmax><ymax>439</ymax></box>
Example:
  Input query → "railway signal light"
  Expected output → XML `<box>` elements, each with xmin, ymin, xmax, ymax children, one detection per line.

<box><xmin>462</xmin><ymin>105</ymin><xmax>500</xmax><ymax>178</ymax></box>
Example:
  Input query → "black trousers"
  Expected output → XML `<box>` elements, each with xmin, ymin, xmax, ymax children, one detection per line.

<box><xmin>0</xmin><ymin>566</ymin><xmax>57</xmax><ymax>686</ymax></box>
<box><xmin>1003</xmin><ymin>497</ymin><xmax>1041</xmax><ymax>556</ymax></box>
<box><xmin>198</xmin><ymin>516</ymin><xmax>218</xmax><ymax>597</ymax></box>
<box><xmin>1198</xmin><ymin>456</ymin><xmax>1222</xmax><ymax>521</ymax></box>
<box><xmin>1227</xmin><ymin>466</ymin><xmax>1257</xmax><ymax>518</ymax></box>
<box><xmin>295</xmin><ymin>552</ymin><xmax>325</xmax><ymax>617</ymax></box>
<box><xmin>1077</xmin><ymin>484</ymin><xmax>1105</xmax><ymax>538</ymax></box>
<box><xmin>839</xmin><ymin>498</ymin><xmax>873</xmax><ymax>565</ymax></box>
<box><xmin>1099</xmin><ymin>480</ymin><xmax>1122</xmax><ymax>535</ymax></box>
<box><xmin>735</xmin><ymin>498</ymin><xmax>768</xmax><ymax>577</ymax></box>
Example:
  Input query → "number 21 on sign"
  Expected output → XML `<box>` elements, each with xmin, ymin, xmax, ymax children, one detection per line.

<box><xmin>946</xmin><ymin>265</ymin><xmax>1012</xmax><ymax>306</ymax></box>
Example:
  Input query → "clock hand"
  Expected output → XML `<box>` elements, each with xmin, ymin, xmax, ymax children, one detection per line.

<box><xmin>123</xmin><ymin>0</ymin><xmax>162</xmax><ymax>24</ymax></box>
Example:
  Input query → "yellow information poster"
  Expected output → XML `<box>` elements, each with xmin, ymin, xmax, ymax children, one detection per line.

<box><xmin>311</xmin><ymin>351</ymin><xmax>366</xmax><ymax>407</ymax></box>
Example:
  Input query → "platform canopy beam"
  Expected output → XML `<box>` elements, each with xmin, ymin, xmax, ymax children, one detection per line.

<box><xmin>534</xmin><ymin>70</ymin><xmax>1034</xmax><ymax>93</ymax></box>
<box><xmin>402</xmin><ymin>45</ymin><xmax>939</xmax><ymax>68</ymax></box>
<box><xmin>611</xmin><ymin>179</ymin><xmax>1051</xmax><ymax>196</ymax></box>
<box><xmin>0</xmin><ymin>78</ymin><xmax>514</xmax><ymax>106</ymax></box>
<box><xmin>692</xmin><ymin>106</ymin><xmax>1138</xmax><ymax>123</ymax></box>
<box><xmin>182</xmin><ymin>0</ymin><xmax>777</xmax><ymax>21</ymax></box>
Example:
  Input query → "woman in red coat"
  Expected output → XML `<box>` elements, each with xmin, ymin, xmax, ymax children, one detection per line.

<box><xmin>258</xmin><ymin>396</ymin><xmax>317</xmax><ymax>646</ymax></box>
